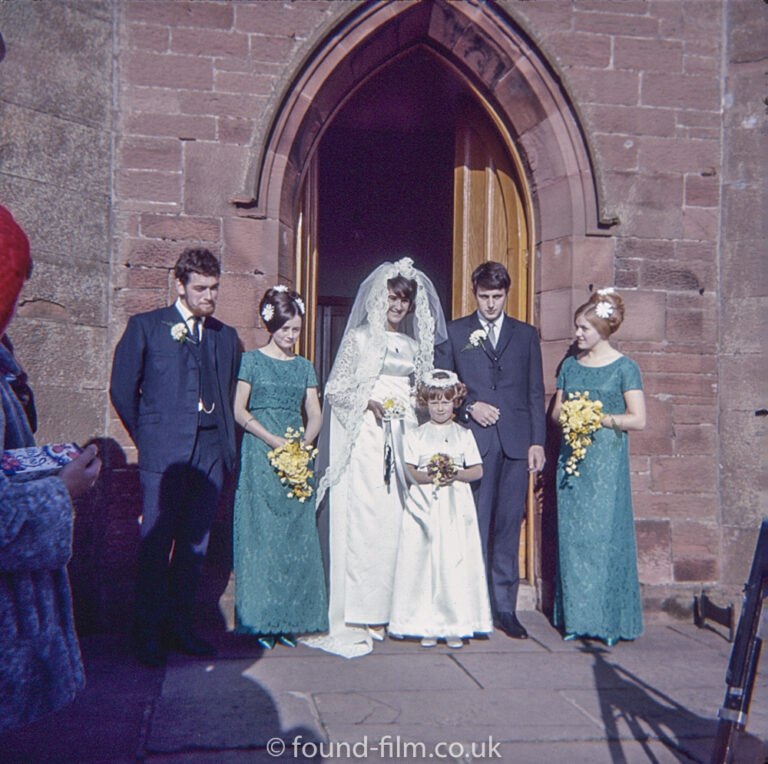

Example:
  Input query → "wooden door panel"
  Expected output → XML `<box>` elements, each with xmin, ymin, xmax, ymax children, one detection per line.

<box><xmin>452</xmin><ymin>98</ymin><xmax>529</xmax><ymax>321</ymax></box>
<box><xmin>296</xmin><ymin>153</ymin><xmax>319</xmax><ymax>364</ymax></box>
<box><xmin>453</xmin><ymin>97</ymin><xmax>534</xmax><ymax>582</ymax></box>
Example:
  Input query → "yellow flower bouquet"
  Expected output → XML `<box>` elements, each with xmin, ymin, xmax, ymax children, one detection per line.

<box><xmin>382</xmin><ymin>397</ymin><xmax>408</xmax><ymax>420</ymax></box>
<box><xmin>559</xmin><ymin>391</ymin><xmax>604</xmax><ymax>475</ymax></box>
<box><xmin>267</xmin><ymin>426</ymin><xmax>318</xmax><ymax>502</ymax></box>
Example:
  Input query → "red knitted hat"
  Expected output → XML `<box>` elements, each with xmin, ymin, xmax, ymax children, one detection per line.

<box><xmin>0</xmin><ymin>205</ymin><xmax>31</xmax><ymax>335</ymax></box>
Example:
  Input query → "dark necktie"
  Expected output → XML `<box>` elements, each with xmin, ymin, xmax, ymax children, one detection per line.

<box><xmin>190</xmin><ymin>316</ymin><xmax>201</xmax><ymax>342</ymax></box>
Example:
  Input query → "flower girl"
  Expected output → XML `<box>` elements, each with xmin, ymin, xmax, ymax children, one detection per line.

<box><xmin>389</xmin><ymin>370</ymin><xmax>492</xmax><ymax>648</ymax></box>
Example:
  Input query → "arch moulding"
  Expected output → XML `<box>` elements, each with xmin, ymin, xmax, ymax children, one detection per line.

<box><xmin>235</xmin><ymin>0</ymin><xmax>612</xmax><ymax>271</ymax></box>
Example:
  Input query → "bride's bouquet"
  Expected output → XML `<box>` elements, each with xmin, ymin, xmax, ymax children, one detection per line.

<box><xmin>382</xmin><ymin>397</ymin><xmax>408</xmax><ymax>420</ymax></box>
<box><xmin>267</xmin><ymin>426</ymin><xmax>317</xmax><ymax>502</ymax></box>
<box><xmin>559</xmin><ymin>391</ymin><xmax>603</xmax><ymax>476</ymax></box>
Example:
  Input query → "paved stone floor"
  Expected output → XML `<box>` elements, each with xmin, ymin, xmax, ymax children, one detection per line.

<box><xmin>2</xmin><ymin>611</ymin><xmax>767</xmax><ymax>763</ymax></box>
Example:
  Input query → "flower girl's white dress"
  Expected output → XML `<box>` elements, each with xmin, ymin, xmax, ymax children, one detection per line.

<box><xmin>389</xmin><ymin>421</ymin><xmax>493</xmax><ymax>639</ymax></box>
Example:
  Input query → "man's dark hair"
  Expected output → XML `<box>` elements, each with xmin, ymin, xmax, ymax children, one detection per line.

<box><xmin>173</xmin><ymin>248</ymin><xmax>221</xmax><ymax>285</ymax></box>
<box><xmin>471</xmin><ymin>261</ymin><xmax>510</xmax><ymax>293</ymax></box>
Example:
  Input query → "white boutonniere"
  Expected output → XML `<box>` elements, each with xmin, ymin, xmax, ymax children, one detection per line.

<box><xmin>462</xmin><ymin>328</ymin><xmax>487</xmax><ymax>351</ymax></box>
<box><xmin>164</xmin><ymin>321</ymin><xmax>195</xmax><ymax>344</ymax></box>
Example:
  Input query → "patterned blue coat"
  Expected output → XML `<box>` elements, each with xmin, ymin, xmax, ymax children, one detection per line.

<box><xmin>0</xmin><ymin>343</ymin><xmax>84</xmax><ymax>732</ymax></box>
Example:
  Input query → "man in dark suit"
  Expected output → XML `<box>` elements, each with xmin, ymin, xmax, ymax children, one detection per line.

<box><xmin>435</xmin><ymin>261</ymin><xmax>545</xmax><ymax>639</ymax></box>
<box><xmin>110</xmin><ymin>248</ymin><xmax>240</xmax><ymax>667</ymax></box>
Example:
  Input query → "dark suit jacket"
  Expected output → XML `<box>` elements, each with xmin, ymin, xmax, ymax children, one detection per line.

<box><xmin>435</xmin><ymin>312</ymin><xmax>545</xmax><ymax>460</ymax></box>
<box><xmin>109</xmin><ymin>305</ymin><xmax>240</xmax><ymax>473</ymax></box>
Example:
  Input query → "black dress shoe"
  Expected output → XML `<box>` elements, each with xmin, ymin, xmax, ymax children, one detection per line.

<box><xmin>133</xmin><ymin>637</ymin><xmax>167</xmax><ymax>668</ymax></box>
<box><xmin>166</xmin><ymin>631</ymin><xmax>216</xmax><ymax>657</ymax></box>
<box><xmin>495</xmin><ymin>612</ymin><xmax>529</xmax><ymax>640</ymax></box>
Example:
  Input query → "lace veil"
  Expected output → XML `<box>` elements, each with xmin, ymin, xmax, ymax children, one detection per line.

<box><xmin>315</xmin><ymin>257</ymin><xmax>447</xmax><ymax>502</ymax></box>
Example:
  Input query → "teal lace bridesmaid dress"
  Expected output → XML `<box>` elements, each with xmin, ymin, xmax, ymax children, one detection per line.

<box><xmin>554</xmin><ymin>355</ymin><xmax>643</xmax><ymax>642</ymax></box>
<box><xmin>233</xmin><ymin>350</ymin><xmax>328</xmax><ymax>636</ymax></box>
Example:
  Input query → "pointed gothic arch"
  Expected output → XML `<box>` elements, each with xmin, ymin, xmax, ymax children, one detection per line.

<box><xmin>235</xmin><ymin>0</ymin><xmax>612</xmax><ymax>269</ymax></box>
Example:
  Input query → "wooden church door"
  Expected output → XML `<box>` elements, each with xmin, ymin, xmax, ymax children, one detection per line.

<box><xmin>451</xmin><ymin>96</ymin><xmax>536</xmax><ymax>584</ymax></box>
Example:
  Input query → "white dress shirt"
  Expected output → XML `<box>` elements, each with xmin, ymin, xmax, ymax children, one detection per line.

<box><xmin>174</xmin><ymin>298</ymin><xmax>203</xmax><ymax>341</ymax></box>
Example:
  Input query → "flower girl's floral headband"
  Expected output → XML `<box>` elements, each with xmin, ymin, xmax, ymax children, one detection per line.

<box><xmin>421</xmin><ymin>369</ymin><xmax>460</xmax><ymax>388</ymax></box>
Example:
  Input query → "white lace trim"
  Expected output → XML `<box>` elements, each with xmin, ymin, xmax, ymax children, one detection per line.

<box><xmin>315</xmin><ymin>258</ymin><xmax>443</xmax><ymax>503</ymax></box>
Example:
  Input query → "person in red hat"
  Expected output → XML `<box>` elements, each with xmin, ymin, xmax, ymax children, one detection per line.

<box><xmin>0</xmin><ymin>205</ymin><xmax>101</xmax><ymax>732</ymax></box>
<box><xmin>0</xmin><ymin>205</ymin><xmax>36</xmax><ymax>438</ymax></box>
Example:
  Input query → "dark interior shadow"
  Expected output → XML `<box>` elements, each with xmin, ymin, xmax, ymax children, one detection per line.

<box><xmin>579</xmin><ymin>640</ymin><xmax>764</xmax><ymax>763</ymax></box>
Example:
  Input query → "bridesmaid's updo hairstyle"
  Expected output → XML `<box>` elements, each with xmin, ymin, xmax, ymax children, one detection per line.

<box><xmin>386</xmin><ymin>273</ymin><xmax>417</xmax><ymax>314</ymax></box>
<box><xmin>575</xmin><ymin>288</ymin><xmax>625</xmax><ymax>338</ymax></box>
<box><xmin>416</xmin><ymin>370</ymin><xmax>467</xmax><ymax>409</ymax></box>
<box><xmin>259</xmin><ymin>285</ymin><xmax>305</xmax><ymax>334</ymax></box>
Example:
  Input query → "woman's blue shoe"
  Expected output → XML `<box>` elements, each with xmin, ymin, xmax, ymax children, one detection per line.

<box><xmin>257</xmin><ymin>636</ymin><xmax>275</xmax><ymax>650</ymax></box>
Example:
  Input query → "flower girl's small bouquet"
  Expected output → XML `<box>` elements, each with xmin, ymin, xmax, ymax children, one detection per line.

<box><xmin>382</xmin><ymin>397</ymin><xmax>408</xmax><ymax>420</ymax></box>
<box><xmin>559</xmin><ymin>391</ymin><xmax>604</xmax><ymax>476</ymax></box>
<box><xmin>426</xmin><ymin>452</ymin><xmax>459</xmax><ymax>494</ymax></box>
<box><xmin>267</xmin><ymin>426</ymin><xmax>317</xmax><ymax>502</ymax></box>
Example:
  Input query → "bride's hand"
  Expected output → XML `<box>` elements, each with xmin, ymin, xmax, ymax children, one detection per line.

<box><xmin>367</xmin><ymin>399</ymin><xmax>385</xmax><ymax>422</ymax></box>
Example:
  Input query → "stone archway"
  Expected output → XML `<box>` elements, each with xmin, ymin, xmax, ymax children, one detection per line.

<box><xmin>237</xmin><ymin>0</ymin><xmax>609</xmax><ymax>264</ymax></box>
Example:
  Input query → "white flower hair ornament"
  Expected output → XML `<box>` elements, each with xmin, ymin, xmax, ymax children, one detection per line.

<box><xmin>272</xmin><ymin>284</ymin><xmax>288</xmax><ymax>293</ymax></box>
<box><xmin>422</xmin><ymin>369</ymin><xmax>460</xmax><ymax>388</ymax></box>
<box><xmin>390</xmin><ymin>256</ymin><xmax>416</xmax><ymax>279</ymax></box>
<box><xmin>261</xmin><ymin>303</ymin><xmax>275</xmax><ymax>323</ymax></box>
<box><xmin>293</xmin><ymin>296</ymin><xmax>305</xmax><ymax>315</ymax></box>
<box><xmin>595</xmin><ymin>301</ymin><xmax>614</xmax><ymax>319</ymax></box>
<box><xmin>596</xmin><ymin>287</ymin><xmax>615</xmax><ymax>296</ymax></box>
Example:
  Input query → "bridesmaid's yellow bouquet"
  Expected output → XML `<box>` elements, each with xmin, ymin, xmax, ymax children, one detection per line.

<box><xmin>559</xmin><ymin>391</ymin><xmax>603</xmax><ymax>476</ymax></box>
<box><xmin>267</xmin><ymin>427</ymin><xmax>317</xmax><ymax>502</ymax></box>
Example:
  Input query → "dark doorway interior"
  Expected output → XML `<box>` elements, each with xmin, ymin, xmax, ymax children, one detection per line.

<box><xmin>315</xmin><ymin>47</ymin><xmax>469</xmax><ymax>382</ymax></box>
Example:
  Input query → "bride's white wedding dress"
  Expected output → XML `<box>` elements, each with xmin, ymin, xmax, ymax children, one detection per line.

<box><xmin>305</xmin><ymin>330</ymin><xmax>417</xmax><ymax>657</ymax></box>
<box><xmin>304</xmin><ymin>257</ymin><xmax>446</xmax><ymax>658</ymax></box>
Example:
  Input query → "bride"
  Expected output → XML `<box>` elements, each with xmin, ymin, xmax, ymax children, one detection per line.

<box><xmin>306</xmin><ymin>257</ymin><xmax>446</xmax><ymax>658</ymax></box>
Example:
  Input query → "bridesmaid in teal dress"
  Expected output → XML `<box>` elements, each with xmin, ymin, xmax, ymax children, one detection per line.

<box><xmin>232</xmin><ymin>286</ymin><xmax>328</xmax><ymax>649</ymax></box>
<box><xmin>552</xmin><ymin>289</ymin><xmax>646</xmax><ymax>646</ymax></box>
